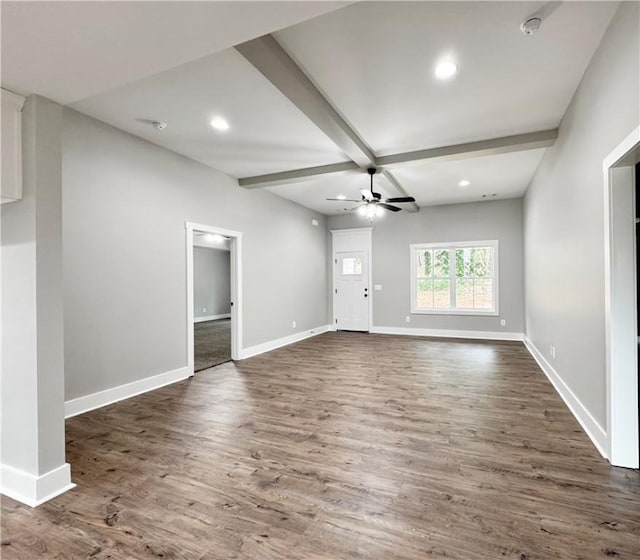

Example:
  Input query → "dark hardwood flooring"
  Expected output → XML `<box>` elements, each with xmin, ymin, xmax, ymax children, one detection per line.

<box><xmin>2</xmin><ymin>332</ymin><xmax>639</xmax><ymax>559</ymax></box>
<box><xmin>194</xmin><ymin>319</ymin><xmax>231</xmax><ymax>372</ymax></box>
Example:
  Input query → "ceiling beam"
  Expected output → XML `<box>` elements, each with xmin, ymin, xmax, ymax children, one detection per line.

<box><xmin>235</xmin><ymin>35</ymin><xmax>376</xmax><ymax>168</ymax></box>
<box><xmin>239</xmin><ymin>161</ymin><xmax>359</xmax><ymax>189</ymax></box>
<box><xmin>381</xmin><ymin>170</ymin><xmax>419</xmax><ymax>213</ymax></box>
<box><xmin>377</xmin><ymin>129</ymin><xmax>558</xmax><ymax>168</ymax></box>
<box><xmin>239</xmin><ymin>128</ymin><xmax>558</xmax><ymax>189</ymax></box>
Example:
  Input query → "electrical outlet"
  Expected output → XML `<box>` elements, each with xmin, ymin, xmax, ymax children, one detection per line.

<box><xmin>202</xmin><ymin>307</ymin><xmax>207</xmax><ymax>313</ymax></box>
<box><xmin>549</xmin><ymin>344</ymin><xmax>556</xmax><ymax>359</ymax></box>
<box><xmin>405</xmin><ymin>315</ymin><xmax>411</xmax><ymax>323</ymax></box>
<box><xmin>292</xmin><ymin>321</ymin><xmax>296</xmax><ymax>329</ymax></box>
<box><xmin>500</xmin><ymin>319</ymin><xmax>506</xmax><ymax>327</ymax></box>
<box><xmin>374</xmin><ymin>284</ymin><xmax>382</xmax><ymax>291</ymax></box>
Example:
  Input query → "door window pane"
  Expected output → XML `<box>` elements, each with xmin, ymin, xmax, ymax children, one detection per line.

<box><xmin>342</xmin><ymin>257</ymin><xmax>362</xmax><ymax>275</ymax></box>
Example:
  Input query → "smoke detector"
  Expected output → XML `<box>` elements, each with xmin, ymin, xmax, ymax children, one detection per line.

<box><xmin>152</xmin><ymin>121</ymin><xmax>167</xmax><ymax>131</ymax></box>
<box><xmin>520</xmin><ymin>16</ymin><xmax>542</xmax><ymax>36</ymax></box>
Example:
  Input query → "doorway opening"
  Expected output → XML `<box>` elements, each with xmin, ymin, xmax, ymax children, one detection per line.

<box><xmin>193</xmin><ymin>232</ymin><xmax>231</xmax><ymax>370</ymax></box>
<box><xmin>186</xmin><ymin>222</ymin><xmax>242</xmax><ymax>375</ymax></box>
<box><xmin>604</xmin><ymin>126</ymin><xmax>639</xmax><ymax>468</ymax></box>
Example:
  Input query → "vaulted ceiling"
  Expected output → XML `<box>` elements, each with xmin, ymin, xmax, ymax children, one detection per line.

<box><xmin>1</xmin><ymin>1</ymin><xmax>618</xmax><ymax>214</ymax></box>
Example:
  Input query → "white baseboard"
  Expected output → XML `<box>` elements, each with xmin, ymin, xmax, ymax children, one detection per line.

<box><xmin>194</xmin><ymin>313</ymin><xmax>231</xmax><ymax>323</ymax></box>
<box><xmin>1</xmin><ymin>462</ymin><xmax>75</xmax><ymax>507</ymax></box>
<box><xmin>523</xmin><ymin>335</ymin><xmax>607</xmax><ymax>458</ymax></box>
<box><xmin>370</xmin><ymin>325</ymin><xmax>524</xmax><ymax>341</ymax></box>
<box><xmin>65</xmin><ymin>366</ymin><xmax>190</xmax><ymax>419</ymax></box>
<box><xmin>239</xmin><ymin>325</ymin><xmax>331</xmax><ymax>360</ymax></box>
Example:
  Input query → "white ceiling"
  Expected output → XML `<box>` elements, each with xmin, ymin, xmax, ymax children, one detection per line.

<box><xmin>71</xmin><ymin>49</ymin><xmax>349</xmax><ymax>178</ymax></box>
<box><xmin>0</xmin><ymin>1</ymin><xmax>348</xmax><ymax>103</ymax></box>
<box><xmin>275</xmin><ymin>1</ymin><xmax>617</xmax><ymax>156</ymax></box>
<box><xmin>392</xmin><ymin>149</ymin><xmax>547</xmax><ymax>207</ymax></box>
<box><xmin>1</xmin><ymin>1</ymin><xmax>618</xmax><ymax>214</ymax></box>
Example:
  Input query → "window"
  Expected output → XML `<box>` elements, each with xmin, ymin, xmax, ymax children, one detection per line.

<box><xmin>342</xmin><ymin>256</ymin><xmax>363</xmax><ymax>275</ymax></box>
<box><xmin>410</xmin><ymin>241</ymin><xmax>498</xmax><ymax>315</ymax></box>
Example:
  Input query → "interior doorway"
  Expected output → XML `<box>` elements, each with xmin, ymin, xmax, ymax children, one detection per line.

<box><xmin>186</xmin><ymin>222</ymin><xmax>242</xmax><ymax>375</ymax></box>
<box><xmin>193</xmin><ymin>233</ymin><xmax>232</xmax><ymax>370</ymax></box>
<box><xmin>604</xmin><ymin>126</ymin><xmax>640</xmax><ymax>468</ymax></box>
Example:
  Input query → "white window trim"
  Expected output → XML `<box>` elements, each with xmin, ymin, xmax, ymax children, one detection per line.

<box><xmin>410</xmin><ymin>240</ymin><xmax>499</xmax><ymax>316</ymax></box>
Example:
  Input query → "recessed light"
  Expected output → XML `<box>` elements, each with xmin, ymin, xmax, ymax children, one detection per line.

<box><xmin>435</xmin><ymin>61</ymin><xmax>458</xmax><ymax>80</ymax></box>
<box><xmin>210</xmin><ymin>117</ymin><xmax>230</xmax><ymax>131</ymax></box>
<box><xmin>336</xmin><ymin>194</ymin><xmax>346</xmax><ymax>200</ymax></box>
<box><xmin>459</xmin><ymin>179</ymin><xmax>470</xmax><ymax>187</ymax></box>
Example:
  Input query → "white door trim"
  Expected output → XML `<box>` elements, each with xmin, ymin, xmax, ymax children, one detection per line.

<box><xmin>603</xmin><ymin>125</ymin><xmax>639</xmax><ymax>468</ymax></box>
<box><xmin>185</xmin><ymin>222</ymin><xmax>243</xmax><ymax>373</ymax></box>
<box><xmin>331</xmin><ymin>228</ymin><xmax>373</xmax><ymax>332</ymax></box>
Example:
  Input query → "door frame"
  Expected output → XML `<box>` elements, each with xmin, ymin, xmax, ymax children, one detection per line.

<box><xmin>185</xmin><ymin>221</ymin><xmax>243</xmax><ymax>374</ymax></box>
<box><xmin>603</xmin><ymin>125</ymin><xmax>640</xmax><ymax>468</ymax></box>
<box><xmin>331</xmin><ymin>228</ymin><xmax>373</xmax><ymax>332</ymax></box>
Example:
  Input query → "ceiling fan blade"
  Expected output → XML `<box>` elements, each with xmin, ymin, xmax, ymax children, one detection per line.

<box><xmin>360</xmin><ymin>189</ymin><xmax>373</xmax><ymax>201</ymax></box>
<box><xmin>378</xmin><ymin>203</ymin><xmax>402</xmax><ymax>212</ymax></box>
<box><xmin>326</xmin><ymin>198</ymin><xmax>361</xmax><ymax>202</ymax></box>
<box><xmin>371</xmin><ymin>191</ymin><xmax>382</xmax><ymax>200</ymax></box>
<box><xmin>350</xmin><ymin>203</ymin><xmax>366</xmax><ymax>212</ymax></box>
<box><xmin>385</xmin><ymin>196</ymin><xmax>415</xmax><ymax>203</ymax></box>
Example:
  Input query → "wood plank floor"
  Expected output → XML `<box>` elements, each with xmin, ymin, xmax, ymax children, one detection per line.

<box><xmin>2</xmin><ymin>332</ymin><xmax>639</xmax><ymax>559</ymax></box>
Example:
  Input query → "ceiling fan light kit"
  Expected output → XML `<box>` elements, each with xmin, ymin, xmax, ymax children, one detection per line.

<box><xmin>327</xmin><ymin>167</ymin><xmax>415</xmax><ymax>222</ymax></box>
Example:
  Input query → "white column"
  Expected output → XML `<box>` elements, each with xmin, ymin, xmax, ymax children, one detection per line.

<box><xmin>1</xmin><ymin>95</ymin><xmax>74</xmax><ymax>506</ymax></box>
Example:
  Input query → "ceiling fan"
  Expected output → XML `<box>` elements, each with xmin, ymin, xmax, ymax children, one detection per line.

<box><xmin>327</xmin><ymin>168</ymin><xmax>415</xmax><ymax>220</ymax></box>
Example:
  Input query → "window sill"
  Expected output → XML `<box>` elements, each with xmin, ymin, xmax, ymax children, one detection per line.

<box><xmin>411</xmin><ymin>309</ymin><xmax>499</xmax><ymax>317</ymax></box>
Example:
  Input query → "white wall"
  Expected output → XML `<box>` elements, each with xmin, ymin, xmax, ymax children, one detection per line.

<box><xmin>194</xmin><ymin>246</ymin><xmax>230</xmax><ymax>318</ymax></box>
<box><xmin>328</xmin><ymin>198</ymin><xmax>524</xmax><ymax>334</ymax></box>
<box><xmin>62</xmin><ymin>108</ymin><xmax>328</xmax><ymax>401</ymax></box>
<box><xmin>523</xmin><ymin>1</ymin><xmax>639</xmax><ymax>429</ymax></box>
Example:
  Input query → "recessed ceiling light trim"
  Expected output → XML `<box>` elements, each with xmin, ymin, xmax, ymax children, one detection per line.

<box><xmin>459</xmin><ymin>179</ymin><xmax>470</xmax><ymax>187</ymax></box>
<box><xmin>434</xmin><ymin>60</ymin><xmax>458</xmax><ymax>80</ymax></box>
<box><xmin>210</xmin><ymin>116</ymin><xmax>230</xmax><ymax>131</ymax></box>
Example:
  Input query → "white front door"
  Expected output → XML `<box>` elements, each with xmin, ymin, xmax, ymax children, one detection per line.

<box><xmin>335</xmin><ymin>251</ymin><xmax>369</xmax><ymax>331</ymax></box>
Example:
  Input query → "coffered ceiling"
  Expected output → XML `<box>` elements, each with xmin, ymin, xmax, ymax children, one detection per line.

<box><xmin>1</xmin><ymin>1</ymin><xmax>619</xmax><ymax>214</ymax></box>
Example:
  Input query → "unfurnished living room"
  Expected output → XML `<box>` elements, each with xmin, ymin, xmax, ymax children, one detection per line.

<box><xmin>1</xmin><ymin>1</ymin><xmax>639</xmax><ymax>558</ymax></box>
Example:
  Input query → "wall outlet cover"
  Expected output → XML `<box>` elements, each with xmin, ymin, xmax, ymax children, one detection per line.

<box><xmin>292</xmin><ymin>321</ymin><xmax>297</xmax><ymax>329</ymax></box>
<box><xmin>405</xmin><ymin>315</ymin><xmax>411</xmax><ymax>323</ymax></box>
<box><xmin>374</xmin><ymin>284</ymin><xmax>382</xmax><ymax>291</ymax></box>
<box><xmin>500</xmin><ymin>319</ymin><xmax>506</xmax><ymax>326</ymax></box>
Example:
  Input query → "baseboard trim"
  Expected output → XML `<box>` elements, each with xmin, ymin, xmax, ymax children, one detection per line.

<box><xmin>194</xmin><ymin>313</ymin><xmax>231</xmax><ymax>323</ymax></box>
<box><xmin>523</xmin><ymin>335</ymin><xmax>607</xmax><ymax>458</ymax></box>
<box><xmin>65</xmin><ymin>366</ymin><xmax>190</xmax><ymax>419</ymax></box>
<box><xmin>239</xmin><ymin>325</ymin><xmax>332</xmax><ymax>360</ymax></box>
<box><xmin>370</xmin><ymin>325</ymin><xmax>524</xmax><ymax>341</ymax></box>
<box><xmin>1</xmin><ymin>462</ymin><xmax>75</xmax><ymax>507</ymax></box>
